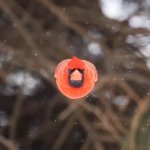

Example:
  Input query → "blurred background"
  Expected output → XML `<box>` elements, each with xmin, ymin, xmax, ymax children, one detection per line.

<box><xmin>0</xmin><ymin>0</ymin><xmax>150</xmax><ymax>150</ymax></box>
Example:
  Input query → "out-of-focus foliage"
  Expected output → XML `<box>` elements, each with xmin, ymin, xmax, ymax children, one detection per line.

<box><xmin>0</xmin><ymin>0</ymin><xmax>149</xmax><ymax>150</ymax></box>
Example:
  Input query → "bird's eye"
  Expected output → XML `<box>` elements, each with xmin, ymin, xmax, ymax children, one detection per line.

<box><xmin>68</xmin><ymin>69</ymin><xmax>75</xmax><ymax>74</ymax></box>
<box><xmin>77</xmin><ymin>69</ymin><xmax>84</xmax><ymax>73</ymax></box>
<box><xmin>68</xmin><ymin>68</ymin><xmax>84</xmax><ymax>74</ymax></box>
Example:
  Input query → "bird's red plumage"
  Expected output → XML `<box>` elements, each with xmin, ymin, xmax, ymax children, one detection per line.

<box><xmin>54</xmin><ymin>56</ymin><xmax>98</xmax><ymax>99</ymax></box>
<box><xmin>68</xmin><ymin>56</ymin><xmax>85</xmax><ymax>69</ymax></box>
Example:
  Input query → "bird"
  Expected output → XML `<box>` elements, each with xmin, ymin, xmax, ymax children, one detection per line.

<box><xmin>54</xmin><ymin>56</ymin><xmax>98</xmax><ymax>99</ymax></box>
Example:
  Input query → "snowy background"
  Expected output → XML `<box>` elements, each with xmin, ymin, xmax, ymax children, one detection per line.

<box><xmin>0</xmin><ymin>0</ymin><xmax>149</xmax><ymax>150</ymax></box>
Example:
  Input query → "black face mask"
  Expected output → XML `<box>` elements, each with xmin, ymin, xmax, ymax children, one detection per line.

<box><xmin>68</xmin><ymin>69</ymin><xmax>85</xmax><ymax>88</ymax></box>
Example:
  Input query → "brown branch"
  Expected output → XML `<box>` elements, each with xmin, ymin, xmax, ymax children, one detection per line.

<box><xmin>0</xmin><ymin>0</ymin><xmax>37</xmax><ymax>50</ymax></box>
<box><xmin>129</xmin><ymin>96</ymin><xmax>150</xmax><ymax>150</ymax></box>
<box><xmin>58</xmin><ymin>101</ymin><xmax>79</xmax><ymax>121</ymax></box>
<box><xmin>77</xmin><ymin>110</ymin><xmax>104</xmax><ymax>150</ymax></box>
<box><xmin>51</xmin><ymin>114</ymin><xmax>76</xmax><ymax>150</ymax></box>
<box><xmin>79</xmin><ymin>102</ymin><xmax>122</xmax><ymax>140</ymax></box>
<box><xmin>80</xmin><ymin>137</ymin><xmax>90</xmax><ymax>150</ymax></box>
<box><xmin>95</xmin><ymin>75</ymin><xmax>141</xmax><ymax>104</ymax></box>
<box><xmin>0</xmin><ymin>135</ymin><xmax>19</xmax><ymax>150</ymax></box>
<box><xmin>37</xmin><ymin>0</ymin><xmax>88</xmax><ymax>37</ymax></box>
<box><xmin>9</xmin><ymin>94</ymin><xmax>25</xmax><ymax>141</ymax></box>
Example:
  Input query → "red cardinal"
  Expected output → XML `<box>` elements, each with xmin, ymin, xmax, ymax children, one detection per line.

<box><xmin>54</xmin><ymin>56</ymin><xmax>98</xmax><ymax>99</ymax></box>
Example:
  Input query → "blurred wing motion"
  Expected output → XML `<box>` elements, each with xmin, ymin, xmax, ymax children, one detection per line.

<box><xmin>54</xmin><ymin>56</ymin><xmax>98</xmax><ymax>99</ymax></box>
